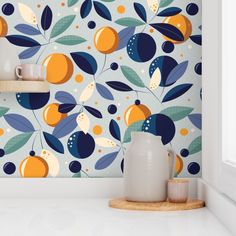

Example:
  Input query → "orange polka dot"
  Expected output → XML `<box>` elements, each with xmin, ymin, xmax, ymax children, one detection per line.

<box><xmin>87</xmin><ymin>46</ymin><xmax>91</xmax><ymax>50</ymax></box>
<box><xmin>75</xmin><ymin>74</ymin><xmax>84</xmax><ymax>83</ymax></box>
<box><xmin>61</xmin><ymin>2</ymin><xmax>65</xmax><ymax>6</ymax></box>
<box><xmin>93</xmin><ymin>125</ymin><xmax>103</xmax><ymax>135</ymax></box>
<box><xmin>117</xmin><ymin>116</ymin><xmax>121</xmax><ymax>121</ymax></box>
<box><xmin>98</xmin><ymin>149</ymin><xmax>102</xmax><ymax>153</ymax></box>
<box><xmin>0</xmin><ymin>128</ymin><xmax>4</xmax><ymax>136</ymax></box>
<box><xmin>150</xmin><ymin>28</ymin><xmax>154</xmax><ymax>33</ymax></box>
<box><xmin>180</xmin><ymin>128</ymin><xmax>189</xmax><ymax>136</ymax></box>
<box><xmin>37</xmin><ymin>4</ymin><xmax>41</xmax><ymax>8</ymax></box>
<box><xmin>117</xmin><ymin>5</ymin><xmax>125</xmax><ymax>14</ymax></box>
<box><xmin>76</xmin><ymin>25</ymin><xmax>79</xmax><ymax>29</ymax></box>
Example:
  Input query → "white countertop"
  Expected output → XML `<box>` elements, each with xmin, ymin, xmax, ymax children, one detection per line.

<box><xmin>0</xmin><ymin>198</ymin><xmax>232</xmax><ymax>236</ymax></box>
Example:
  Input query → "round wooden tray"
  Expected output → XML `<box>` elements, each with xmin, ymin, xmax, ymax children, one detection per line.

<box><xmin>109</xmin><ymin>198</ymin><xmax>205</xmax><ymax>211</ymax></box>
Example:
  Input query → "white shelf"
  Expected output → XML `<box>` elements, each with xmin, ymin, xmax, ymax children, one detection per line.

<box><xmin>0</xmin><ymin>80</ymin><xmax>49</xmax><ymax>93</ymax></box>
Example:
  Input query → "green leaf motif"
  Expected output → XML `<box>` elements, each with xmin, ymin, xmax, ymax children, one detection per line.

<box><xmin>160</xmin><ymin>106</ymin><xmax>194</xmax><ymax>121</ymax></box>
<box><xmin>188</xmin><ymin>136</ymin><xmax>202</xmax><ymax>155</ymax></box>
<box><xmin>50</xmin><ymin>15</ymin><xmax>76</xmax><ymax>39</ymax></box>
<box><xmin>123</xmin><ymin>120</ymin><xmax>144</xmax><ymax>143</ymax></box>
<box><xmin>159</xmin><ymin>0</ymin><xmax>174</xmax><ymax>8</ymax></box>
<box><xmin>73</xmin><ymin>172</ymin><xmax>81</xmax><ymax>177</ymax></box>
<box><xmin>0</xmin><ymin>107</ymin><xmax>9</xmax><ymax>117</ymax></box>
<box><xmin>115</xmin><ymin>18</ymin><xmax>145</xmax><ymax>27</ymax></box>
<box><xmin>55</xmin><ymin>35</ymin><xmax>87</xmax><ymax>45</ymax></box>
<box><xmin>121</xmin><ymin>66</ymin><xmax>145</xmax><ymax>88</ymax></box>
<box><xmin>4</xmin><ymin>132</ymin><xmax>33</xmax><ymax>155</ymax></box>
<box><xmin>68</xmin><ymin>0</ymin><xmax>79</xmax><ymax>7</ymax></box>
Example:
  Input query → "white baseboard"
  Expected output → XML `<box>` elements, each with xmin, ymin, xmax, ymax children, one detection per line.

<box><xmin>198</xmin><ymin>179</ymin><xmax>236</xmax><ymax>235</ymax></box>
<box><xmin>0</xmin><ymin>178</ymin><xmax>198</xmax><ymax>199</ymax></box>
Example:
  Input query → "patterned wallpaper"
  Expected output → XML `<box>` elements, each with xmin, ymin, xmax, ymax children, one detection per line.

<box><xmin>0</xmin><ymin>0</ymin><xmax>202</xmax><ymax>178</ymax></box>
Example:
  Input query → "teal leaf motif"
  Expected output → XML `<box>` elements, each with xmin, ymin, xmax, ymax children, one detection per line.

<box><xmin>121</xmin><ymin>66</ymin><xmax>145</xmax><ymax>88</ymax></box>
<box><xmin>55</xmin><ymin>35</ymin><xmax>86</xmax><ymax>45</ymax></box>
<box><xmin>4</xmin><ymin>132</ymin><xmax>33</xmax><ymax>155</ymax></box>
<box><xmin>0</xmin><ymin>107</ymin><xmax>9</xmax><ymax>117</ymax></box>
<box><xmin>73</xmin><ymin>172</ymin><xmax>81</xmax><ymax>177</ymax></box>
<box><xmin>188</xmin><ymin>136</ymin><xmax>202</xmax><ymax>155</ymax></box>
<box><xmin>50</xmin><ymin>15</ymin><xmax>76</xmax><ymax>39</ymax></box>
<box><xmin>123</xmin><ymin>120</ymin><xmax>144</xmax><ymax>143</ymax></box>
<box><xmin>68</xmin><ymin>0</ymin><xmax>79</xmax><ymax>7</ymax></box>
<box><xmin>115</xmin><ymin>18</ymin><xmax>145</xmax><ymax>27</ymax></box>
<box><xmin>159</xmin><ymin>0</ymin><xmax>174</xmax><ymax>8</ymax></box>
<box><xmin>160</xmin><ymin>107</ymin><xmax>194</xmax><ymax>121</ymax></box>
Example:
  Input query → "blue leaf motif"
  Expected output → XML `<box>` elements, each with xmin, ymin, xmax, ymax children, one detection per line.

<box><xmin>55</xmin><ymin>91</ymin><xmax>77</xmax><ymax>104</ymax></box>
<box><xmin>58</xmin><ymin>104</ymin><xmax>77</xmax><ymax>113</ymax></box>
<box><xmin>84</xmin><ymin>106</ymin><xmax>102</xmax><ymax>118</ymax></box>
<box><xmin>4</xmin><ymin>114</ymin><xmax>35</xmax><ymax>132</ymax></box>
<box><xmin>150</xmin><ymin>23</ymin><xmax>184</xmax><ymax>42</ymax></box>
<box><xmin>80</xmin><ymin>0</ymin><xmax>92</xmax><ymax>18</ymax></box>
<box><xmin>190</xmin><ymin>35</ymin><xmax>202</xmax><ymax>45</ymax></box>
<box><xmin>106</xmin><ymin>81</ymin><xmax>133</xmax><ymax>92</ymax></box>
<box><xmin>71</xmin><ymin>52</ymin><xmax>97</xmax><ymax>75</ymax></box>
<box><xmin>134</xmin><ymin>3</ymin><xmax>147</xmax><ymax>22</ymax></box>
<box><xmin>41</xmin><ymin>5</ymin><xmax>53</xmax><ymax>31</ymax></box>
<box><xmin>43</xmin><ymin>132</ymin><xmax>64</xmax><ymax>154</ymax></box>
<box><xmin>165</xmin><ymin>61</ymin><xmax>188</xmax><ymax>86</ymax></box>
<box><xmin>117</xmin><ymin>27</ymin><xmax>135</xmax><ymax>51</ymax></box>
<box><xmin>6</xmin><ymin>35</ymin><xmax>40</xmax><ymax>47</ymax></box>
<box><xmin>53</xmin><ymin>113</ymin><xmax>79</xmax><ymax>138</ymax></box>
<box><xmin>158</xmin><ymin>7</ymin><xmax>182</xmax><ymax>16</ymax></box>
<box><xmin>96</xmin><ymin>83</ymin><xmax>114</xmax><ymax>100</ymax></box>
<box><xmin>19</xmin><ymin>46</ymin><xmax>41</xmax><ymax>59</ymax></box>
<box><xmin>93</xmin><ymin>1</ymin><xmax>112</xmax><ymax>21</ymax></box>
<box><xmin>15</xmin><ymin>24</ymin><xmax>41</xmax><ymax>35</ymax></box>
<box><xmin>162</xmin><ymin>84</ymin><xmax>193</xmax><ymax>103</ymax></box>
<box><xmin>95</xmin><ymin>151</ymin><xmax>119</xmax><ymax>170</ymax></box>
<box><xmin>188</xmin><ymin>114</ymin><xmax>202</xmax><ymax>130</ymax></box>
<box><xmin>109</xmin><ymin>119</ymin><xmax>121</xmax><ymax>141</ymax></box>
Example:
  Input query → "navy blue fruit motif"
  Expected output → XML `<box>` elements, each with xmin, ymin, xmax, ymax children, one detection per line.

<box><xmin>2</xmin><ymin>3</ymin><xmax>14</xmax><ymax>16</ymax></box>
<box><xmin>127</xmin><ymin>33</ymin><xmax>156</xmax><ymax>62</ymax></box>
<box><xmin>3</xmin><ymin>162</ymin><xmax>16</xmax><ymax>175</ymax></box>
<box><xmin>108</xmin><ymin>104</ymin><xmax>117</xmax><ymax>114</ymax></box>
<box><xmin>0</xmin><ymin>149</ymin><xmax>5</xmax><ymax>157</ymax></box>
<box><xmin>149</xmin><ymin>56</ymin><xmax>178</xmax><ymax>87</ymax></box>
<box><xmin>69</xmin><ymin>161</ymin><xmax>82</xmax><ymax>173</ymax></box>
<box><xmin>142</xmin><ymin>114</ymin><xmax>176</xmax><ymax>145</ymax></box>
<box><xmin>16</xmin><ymin>92</ymin><xmax>50</xmax><ymax>110</ymax></box>
<box><xmin>188</xmin><ymin>162</ymin><xmax>200</xmax><ymax>175</ymax></box>
<box><xmin>162</xmin><ymin>41</ymin><xmax>174</xmax><ymax>53</ymax></box>
<box><xmin>67</xmin><ymin>131</ymin><xmax>95</xmax><ymax>159</ymax></box>
<box><xmin>195</xmin><ymin>62</ymin><xmax>202</xmax><ymax>75</ymax></box>
<box><xmin>186</xmin><ymin>3</ymin><xmax>199</xmax><ymax>16</ymax></box>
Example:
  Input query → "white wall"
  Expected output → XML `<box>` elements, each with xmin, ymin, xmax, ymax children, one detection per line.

<box><xmin>202</xmin><ymin>0</ymin><xmax>221</xmax><ymax>188</ymax></box>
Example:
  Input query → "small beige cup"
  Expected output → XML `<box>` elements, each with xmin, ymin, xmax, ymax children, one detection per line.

<box><xmin>16</xmin><ymin>64</ymin><xmax>46</xmax><ymax>81</ymax></box>
<box><xmin>168</xmin><ymin>179</ymin><xmax>189</xmax><ymax>203</ymax></box>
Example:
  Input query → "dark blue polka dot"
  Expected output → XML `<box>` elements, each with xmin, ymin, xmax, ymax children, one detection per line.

<box><xmin>188</xmin><ymin>162</ymin><xmax>200</xmax><ymax>175</ymax></box>
<box><xmin>108</xmin><ymin>105</ymin><xmax>117</xmax><ymax>114</ymax></box>
<box><xmin>69</xmin><ymin>161</ymin><xmax>82</xmax><ymax>173</ymax></box>
<box><xmin>180</xmin><ymin>149</ymin><xmax>189</xmax><ymax>158</ymax></box>
<box><xmin>88</xmin><ymin>21</ymin><xmax>96</xmax><ymax>29</ymax></box>
<box><xmin>29</xmin><ymin>151</ymin><xmax>35</xmax><ymax>156</ymax></box>
<box><xmin>195</xmin><ymin>62</ymin><xmax>202</xmax><ymax>75</ymax></box>
<box><xmin>0</xmin><ymin>149</ymin><xmax>5</xmax><ymax>157</ymax></box>
<box><xmin>110</xmin><ymin>62</ymin><xmax>119</xmax><ymax>71</ymax></box>
<box><xmin>186</xmin><ymin>3</ymin><xmax>199</xmax><ymax>16</ymax></box>
<box><xmin>162</xmin><ymin>41</ymin><xmax>174</xmax><ymax>53</ymax></box>
<box><xmin>3</xmin><ymin>162</ymin><xmax>16</xmax><ymax>175</ymax></box>
<box><xmin>2</xmin><ymin>3</ymin><xmax>14</xmax><ymax>16</ymax></box>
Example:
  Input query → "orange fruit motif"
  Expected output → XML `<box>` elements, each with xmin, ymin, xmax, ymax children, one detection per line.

<box><xmin>0</xmin><ymin>16</ymin><xmax>8</xmax><ymax>37</ymax></box>
<box><xmin>163</xmin><ymin>14</ymin><xmax>192</xmax><ymax>44</ymax></box>
<box><xmin>175</xmin><ymin>155</ymin><xmax>184</xmax><ymax>175</ymax></box>
<box><xmin>20</xmin><ymin>156</ymin><xmax>49</xmax><ymax>178</ymax></box>
<box><xmin>124</xmin><ymin>100</ymin><xmax>151</xmax><ymax>126</ymax></box>
<box><xmin>43</xmin><ymin>53</ymin><xmax>74</xmax><ymax>84</ymax></box>
<box><xmin>94</xmin><ymin>27</ymin><xmax>119</xmax><ymax>54</ymax></box>
<box><xmin>43</xmin><ymin>103</ymin><xmax>67</xmax><ymax>127</ymax></box>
